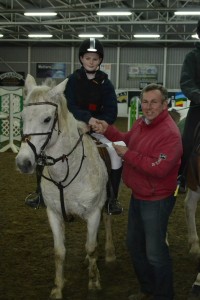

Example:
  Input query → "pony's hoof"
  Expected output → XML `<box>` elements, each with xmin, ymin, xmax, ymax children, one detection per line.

<box><xmin>50</xmin><ymin>287</ymin><xmax>62</xmax><ymax>299</ymax></box>
<box><xmin>105</xmin><ymin>247</ymin><xmax>116</xmax><ymax>263</ymax></box>
<box><xmin>188</xmin><ymin>284</ymin><xmax>200</xmax><ymax>300</ymax></box>
<box><xmin>88</xmin><ymin>280</ymin><xmax>101</xmax><ymax>290</ymax></box>
<box><xmin>105</xmin><ymin>255</ymin><xmax>116</xmax><ymax>263</ymax></box>
<box><xmin>189</xmin><ymin>244</ymin><xmax>200</xmax><ymax>257</ymax></box>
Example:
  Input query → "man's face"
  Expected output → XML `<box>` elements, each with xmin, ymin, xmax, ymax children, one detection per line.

<box><xmin>141</xmin><ymin>89</ymin><xmax>168</xmax><ymax>122</ymax></box>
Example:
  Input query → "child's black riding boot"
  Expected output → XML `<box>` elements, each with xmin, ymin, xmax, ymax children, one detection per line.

<box><xmin>25</xmin><ymin>165</ymin><xmax>45</xmax><ymax>209</ymax></box>
<box><xmin>106</xmin><ymin>167</ymin><xmax>123</xmax><ymax>215</ymax></box>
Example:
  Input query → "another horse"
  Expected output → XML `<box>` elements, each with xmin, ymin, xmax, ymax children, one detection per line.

<box><xmin>169</xmin><ymin>108</ymin><xmax>200</xmax><ymax>299</ymax></box>
<box><xmin>15</xmin><ymin>74</ymin><xmax>116</xmax><ymax>299</ymax></box>
<box><xmin>172</xmin><ymin>109</ymin><xmax>200</xmax><ymax>299</ymax></box>
<box><xmin>184</xmin><ymin>122</ymin><xmax>200</xmax><ymax>299</ymax></box>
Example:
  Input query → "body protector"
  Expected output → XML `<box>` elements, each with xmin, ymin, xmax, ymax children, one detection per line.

<box><xmin>74</xmin><ymin>69</ymin><xmax>107</xmax><ymax>117</ymax></box>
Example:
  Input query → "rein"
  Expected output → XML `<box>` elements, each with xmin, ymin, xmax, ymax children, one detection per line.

<box><xmin>21</xmin><ymin>101</ymin><xmax>86</xmax><ymax>221</ymax></box>
<box><xmin>42</xmin><ymin>131</ymin><xmax>85</xmax><ymax>222</ymax></box>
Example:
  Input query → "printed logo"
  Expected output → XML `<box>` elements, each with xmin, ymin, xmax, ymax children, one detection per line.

<box><xmin>152</xmin><ymin>153</ymin><xmax>167</xmax><ymax>166</ymax></box>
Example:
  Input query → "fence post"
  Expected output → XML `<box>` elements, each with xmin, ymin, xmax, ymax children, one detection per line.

<box><xmin>0</xmin><ymin>88</ymin><xmax>23</xmax><ymax>153</ymax></box>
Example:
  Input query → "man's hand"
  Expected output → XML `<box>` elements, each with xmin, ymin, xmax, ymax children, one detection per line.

<box><xmin>112</xmin><ymin>143</ymin><xmax>128</xmax><ymax>158</ymax></box>
<box><xmin>91</xmin><ymin>120</ymin><xmax>108</xmax><ymax>134</ymax></box>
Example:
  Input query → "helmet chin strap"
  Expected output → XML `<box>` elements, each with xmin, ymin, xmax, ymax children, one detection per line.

<box><xmin>84</xmin><ymin>65</ymin><xmax>100</xmax><ymax>74</ymax></box>
<box><xmin>85</xmin><ymin>69</ymin><xmax>97</xmax><ymax>74</ymax></box>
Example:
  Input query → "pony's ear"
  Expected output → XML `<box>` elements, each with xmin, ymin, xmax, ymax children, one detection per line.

<box><xmin>49</xmin><ymin>78</ymin><xmax>68</xmax><ymax>99</ymax></box>
<box><xmin>25</xmin><ymin>74</ymin><xmax>37</xmax><ymax>94</ymax></box>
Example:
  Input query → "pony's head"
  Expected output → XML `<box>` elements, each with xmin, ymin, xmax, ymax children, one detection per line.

<box><xmin>24</xmin><ymin>74</ymin><xmax>68</xmax><ymax>126</ymax></box>
<box><xmin>16</xmin><ymin>74</ymin><xmax>68</xmax><ymax>174</ymax></box>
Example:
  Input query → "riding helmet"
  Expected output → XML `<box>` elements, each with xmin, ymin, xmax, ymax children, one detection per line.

<box><xmin>79</xmin><ymin>38</ymin><xmax>104</xmax><ymax>64</ymax></box>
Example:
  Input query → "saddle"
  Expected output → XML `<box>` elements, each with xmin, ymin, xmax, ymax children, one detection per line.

<box><xmin>93</xmin><ymin>138</ymin><xmax>112</xmax><ymax>175</ymax></box>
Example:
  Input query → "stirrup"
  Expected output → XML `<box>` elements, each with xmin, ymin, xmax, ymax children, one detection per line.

<box><xmin>25</xmin><ymin>192</ymin><xmax>41</xmax><ymax>209</ymax></box>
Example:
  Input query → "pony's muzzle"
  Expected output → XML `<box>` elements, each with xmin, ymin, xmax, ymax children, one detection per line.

<box><xmin>16</xmin><ymin>156</ymin><xmax>35</xmax><ymax>174</ymax></box>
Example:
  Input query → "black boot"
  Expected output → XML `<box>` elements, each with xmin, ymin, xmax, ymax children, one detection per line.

<box><xmin>106</xmin><ymin>167</ymin><xmax>123</xmax><ymax>215</ymax></box>
<box><xmin>25</xmin><ymin>165</ymin><xmax>45</xmax><ymax>209</ymax></box>
<box><xmin>177</xmin><ymin>174</ymin><xmax>187</xmax><ymax>194</ymax></box>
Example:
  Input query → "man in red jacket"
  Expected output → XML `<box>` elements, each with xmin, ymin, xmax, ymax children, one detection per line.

<box><xmin>92</xmin><ymin>83</ymin><xmax>182</xmax><ymax>300</ymax></box>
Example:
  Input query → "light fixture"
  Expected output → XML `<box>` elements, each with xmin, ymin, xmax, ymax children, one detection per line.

<box><xmin>0</xmin><ymin>34</ymin><xmax>3</xmax><ymax>37</ymax></box>
<box><xmin>78</xmin><ymin>34</ymin><xmax>104</xmax><ymax>38</ymax></box>
<box><xmin>192</xmin><ymin>34</ymin><xmax>199</xmax><ymax>39</ymax></box>
<box><xmin>174</xmin><ymin>11</ymin><xmax>200</xmax><ymax>16</ymax></box>
<box><xmin>134</xmin><ymin>34</ymin><xmax>160</xmax><ymax>38</ymax></box>
<box><xmin>24</xmin><ymin>12</ymin><xmax>57</xmax><ymax>16</ymax></box>
<box><xmin>97</xmin><ymin>11</ymin><xmax>132</xmax><ymax>16</ymax></box>
<box><xmin>28</xmin><ymin>33</ymin><xmax>53</xmax><ymax>38</ymax></box>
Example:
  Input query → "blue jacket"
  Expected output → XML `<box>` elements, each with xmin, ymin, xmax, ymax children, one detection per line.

<box><xmin>64</xmin><ymin>67</ymin><xmax>117</xmax><ymax>124</ymax></box>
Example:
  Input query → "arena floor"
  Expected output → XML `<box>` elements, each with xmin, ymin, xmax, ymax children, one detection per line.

<box><xmin>1</xmin><ymin>118</ymin><xmax>200</xmax><ymax>300</ymax></box>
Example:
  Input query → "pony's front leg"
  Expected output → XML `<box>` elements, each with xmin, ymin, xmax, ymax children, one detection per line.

<box><xmin>103</xmin><ymin>212</ymin><xmax>116</xmax><ymax>262</ymax></box>
<box><xmin>185</xmin><ymin>189</ymin><xmax>200</xmax><ymax>256</ymax></box>
<box><xmin>47</xmin><ymin>208</ymin><xmax>66</xmax><ymax>299</ymax></box>
<box><xmin>86</xmin><ymin>208</ymin><xmax>102</xmax><ymax>290</ymax></box>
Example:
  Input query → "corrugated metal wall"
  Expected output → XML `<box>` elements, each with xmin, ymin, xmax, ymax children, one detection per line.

<box><xmin>0</xmin><ymin>45</ymin><xmax>194</xmax><ymax>90</ymax></box>
<box><xmin>0</xmin><ymin>46</ymin><xmax>28</xmax><ymax>75</ymax></box>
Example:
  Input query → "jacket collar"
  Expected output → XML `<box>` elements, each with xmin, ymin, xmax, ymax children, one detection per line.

<box><xmin>142</xmin><ymin>109</ymin><xmax>168</xmax><ymax>127</ymax></box>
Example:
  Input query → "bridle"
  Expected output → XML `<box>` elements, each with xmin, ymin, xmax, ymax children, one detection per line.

<box><xmin>21</xmin><ymin>102</ymin><xmax>59</xmax><ymax>165</ymax></box>
<box><xmin>21</xmin><ymin>101</ymin><xmax>86</xmax><ymax>221</ymax></box>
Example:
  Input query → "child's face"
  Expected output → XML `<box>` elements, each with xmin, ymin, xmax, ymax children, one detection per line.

<box><xmin>80</xmin><ymin>52</ymin><xmax>102</xmax><ymax>72</ymax></box>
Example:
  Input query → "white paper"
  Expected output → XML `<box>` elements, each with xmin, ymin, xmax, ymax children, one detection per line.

<box><xmin>105</xmin><ymin>141</ymin><xmax>126</xmax><ymax>148</ymax></box>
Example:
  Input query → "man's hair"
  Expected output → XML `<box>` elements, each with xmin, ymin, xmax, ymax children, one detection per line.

<box><xmin>140</xmin><ymin>83</ymin><xmax>168</xmax><ymax>102</ymax></box>
<box><xmin>197</xmin><ymin>20</ymin><xmax>200</xmax><ymax>38</ymax></box>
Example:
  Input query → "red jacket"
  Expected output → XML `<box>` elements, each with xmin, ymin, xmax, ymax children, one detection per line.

<box><xmin>105</xmin><ymin>109</ymin><xmax>183</xmax><ymax>200</ymax></box>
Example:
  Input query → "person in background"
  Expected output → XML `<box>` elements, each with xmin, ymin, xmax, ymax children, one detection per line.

<box><xmin>92</xmin><ymin>83</ymin><xmax>182</xmax><ymax>300</ymax></box>
<box><xmin>178</xmin><ymin>20</ymin><xmax>200</xmax><ymax>193</ymax></box>
<box><xmin>64</xmin><ymin>38</ymin><xmax>123</xmax><ymax>215</ymax></box>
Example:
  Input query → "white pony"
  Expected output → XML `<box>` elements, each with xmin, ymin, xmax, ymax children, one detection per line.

<box><xmin>16</xmin><ymin>74</ymin><xmax>116</xmax><ymax>299</ymax></box>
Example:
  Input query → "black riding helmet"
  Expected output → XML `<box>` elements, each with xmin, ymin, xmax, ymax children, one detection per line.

<box><xmin>79</xmin><ymin>38</ymin><xmax>104</xmax><ymax>65</ymax></box>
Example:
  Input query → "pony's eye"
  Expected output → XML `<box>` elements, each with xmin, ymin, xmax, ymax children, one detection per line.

<box><xmin>44</xmin><ymin>116</ymin><xmax>51</xmax><ymax>123</ymax></box>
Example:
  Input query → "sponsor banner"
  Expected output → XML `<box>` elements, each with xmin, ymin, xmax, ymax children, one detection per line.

<box><xmin>128</xmin><ymin>65</ymin><xmax>157</xmax><ymax>79</ymax></box>
<box><xmin>36</xmin><ymin>63</ymin><xmax>66</xmax><ymax>79</ymax></box>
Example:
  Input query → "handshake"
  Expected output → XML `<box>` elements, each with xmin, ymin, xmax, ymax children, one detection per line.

<box><xmin>88</xmin><ymin>117</ymin><xmax>128</xmax><ymax>158</ymax></box>
<box><xmin>88</xmin><ymin>117</ymin><xmax>108</xmax><ymax>134</ymax></box>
